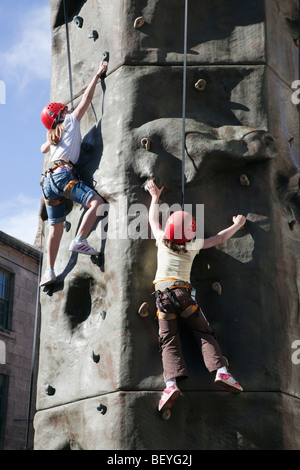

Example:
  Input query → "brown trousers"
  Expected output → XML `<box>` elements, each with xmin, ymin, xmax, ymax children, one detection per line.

<box><xmin>156</xmin><ymin>287</ymin><xmax>228</xmax><ymax>382</ymax></box>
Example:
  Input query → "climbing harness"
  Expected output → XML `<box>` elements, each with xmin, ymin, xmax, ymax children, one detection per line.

<box><xmin>181</xmin><ymin>0</ymin><xmax>188</xmax><ymax>210</ymax></box>
<box><xmin>154</xmin><ymin>279</ymin><xmax>198</xmax><ymax>320</ymax></box>
<box><xmin>63</xmin><ymin>0</ymin><xmax>74</xmax><ymax>109</ymax></box>
<box><xmin>154</xmin><ymin>280</ymin><xmax>217</xmax><ymax>344</ymax></box>
<box><xmin>42</xmin><ymin>160</ymin><xmax>80</xmax><ymax>206</ymax></box>
<box><xmin>43</xmin><ymin>197</ymin><xmax>64</xmax><ymax>207</ymax></box>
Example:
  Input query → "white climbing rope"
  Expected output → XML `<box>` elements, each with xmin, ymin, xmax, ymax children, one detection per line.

<box><xmin>181</xmin><ymin>0</ymin><xmax>188</xmax><ymax>209</ymax></box>
<box><xmin>63</xmin><ymin>0</ymin><xmax>74</xmax><ymax>110</ymax></box>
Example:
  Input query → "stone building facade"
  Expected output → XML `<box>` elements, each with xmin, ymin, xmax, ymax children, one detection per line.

<box><xmin>0</xmin><ymin>231</ymin><xmax>41</xmax><ymax>450</ymax></box>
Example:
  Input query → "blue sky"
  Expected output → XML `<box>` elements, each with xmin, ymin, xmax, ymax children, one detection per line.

<box><xmin>0</xmin><ymin>0</ymin><xmax>51</xmax><ymax>245</ymax></box>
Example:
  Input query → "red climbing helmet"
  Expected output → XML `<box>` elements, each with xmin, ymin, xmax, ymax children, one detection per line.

<box><xmin>164</xmin><ymin>211</ymin><xmax>196</xmax><ymax>244</ymax></box>
<box><xmin>41</xmin><ymin>102</ymin><xmax>68</xmax><ymax>130</ymax></box>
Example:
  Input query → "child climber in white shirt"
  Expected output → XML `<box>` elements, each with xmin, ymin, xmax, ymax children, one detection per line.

<box><xmin>39</xmin><ymin>60</ymin><xmax>107</xmax><ymax>287</ymax></box>
<box><xmin>147</xmin><ymin>180</ymin><xmax>246</xmax><ymax>412</ymax></box>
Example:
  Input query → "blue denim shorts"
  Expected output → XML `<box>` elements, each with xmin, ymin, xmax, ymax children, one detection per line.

<box><xmin>42</xmin><ymin>170</ymin><xmax>97</xmax><ymax>225</ymax></box>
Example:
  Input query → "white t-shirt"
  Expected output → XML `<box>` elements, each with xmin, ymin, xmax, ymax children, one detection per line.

<box><xmin>50</xmin><ymin>113</ymin><xmax>81</xmax><ymax>164</ymax></box>
<box><xmin>154</xmin><ymin>230</ymin><xmax>204</xmax><ymax>285</ymax></box>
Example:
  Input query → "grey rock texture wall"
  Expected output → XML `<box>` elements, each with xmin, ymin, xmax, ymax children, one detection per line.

<box><xmin>34</xmin><ymin>0</ymin><xmax>300</xmax><ymax>450</ymax></box>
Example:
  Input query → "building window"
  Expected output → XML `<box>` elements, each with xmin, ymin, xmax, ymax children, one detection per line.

<box><xmin>0</xmin><ymin>269</ymin><xmax>12</xmax><ymax>330</ymax></box>
<box><xmin>0</xmin><ymin>375</ymin><xmax>6</xmax><ymax>448</ymax></box>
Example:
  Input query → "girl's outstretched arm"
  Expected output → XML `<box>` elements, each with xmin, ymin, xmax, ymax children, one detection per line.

<box><xmin>202</xmin><ymin>215</ymin><xmax>246</xmax><ymax>249</ymax></box>
<box><xmin>73</xmin><ymin>61</ymin><xmax>107</xmax><ymax>122</ymax></box>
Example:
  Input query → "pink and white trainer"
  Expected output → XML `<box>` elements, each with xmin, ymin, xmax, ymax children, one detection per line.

<box><xmin>40</xmin><ymin>269</ymin><xmax>56</xmax><ymax>287</ymax></box>
<box><xmin>69</xmin><ymin>238</ymin><xmax>99</xmax><ymax>256</ymax></box>
<box><xmin>214</xmin><ymin>372</ymin><xmax>243</xmax><ymax>393</ymax></box>
<box><xmin>158</xmin><ymin>385</ymin><xmax>181</xmax><ymax>411</ymax></box>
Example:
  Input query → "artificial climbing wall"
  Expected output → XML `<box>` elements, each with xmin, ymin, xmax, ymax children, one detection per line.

<box><xmin>34</xmin><ymin>0</ymin><xmax>300</xmax><ymax>450</ymax></box>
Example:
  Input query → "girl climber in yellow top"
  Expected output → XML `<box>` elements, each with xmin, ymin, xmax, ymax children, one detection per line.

<box><xmin>39</xmin><ymin>60</ymin><xmax>107</xmax><ymax>287</ymax></box>
<box><xmin>146</xmin><ymin>180</ymin><xmax>246</xmax><ymax>412</ymax></box>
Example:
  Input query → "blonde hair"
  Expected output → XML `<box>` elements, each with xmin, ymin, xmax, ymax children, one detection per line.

<box><xmin>47</xmin><ymin>122</ymin><xmax>65</xmax><ymax>146</ymax></box>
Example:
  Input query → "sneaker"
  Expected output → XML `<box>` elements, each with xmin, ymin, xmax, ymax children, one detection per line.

<box><xmin>69</xmin><ymin>238</ymin><xmax>99</xmax><ymax>255</ymax></box>
<box><xmin>40</xmin><ymin>270</ymin><xmax>56</xmax><ymax>287</ymax></box>
<box><xmin>214</xmin><ymin>372</ymin><xmax>243</xmax><ymax>393</ymax></box>
<box><xmin>158</xmin><ymin>385</ymin><xmax>181</xmax><ymax>411</ymax></box>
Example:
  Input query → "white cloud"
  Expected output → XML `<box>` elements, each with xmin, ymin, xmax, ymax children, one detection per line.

<box><xmin>0</xmin><ymin>195</ymin><xmax>41</xmax><ymax>246</ymax></box>
<box><xmin>0</xmin><ymin>4</ymin><xmax>51</xmax><ymax>86</ymax></box>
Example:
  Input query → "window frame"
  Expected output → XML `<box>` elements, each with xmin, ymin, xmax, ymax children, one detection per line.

<box><xmin>0</xmin><ymin>268</ymin><xmax>13</xmax><ymax>331</ymax></box>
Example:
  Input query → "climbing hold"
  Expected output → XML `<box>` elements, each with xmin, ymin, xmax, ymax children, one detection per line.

<box><xmin>100</xmin><ymin>51</ymin><xmax>109</xmax><ymax>79</ymax></box>
<box><xmin>102</xmin><ymin>51</ymin><xmax>109</xmax><ymax>64</ymax></box>
<box><xmin>97</xmin><ymin>403</ymin><xmax>107</xmax><ymax>415</ymax></box>
<box><xmin>45</xmin><ymin>385</ymin><xmax>56</xmax><ymax>396</ymax></box>
<box><xmin>161</xmin><ymin>409</ymin><xmax>171</xmax><ymax>421</ymax></box>
<box><xmin>141</xmin><ymin>137</ymin><xmax>151</xmax><ymax>151</ymax></box>
<box><xmin>91</xmin><ymin>350</ymin><xmax>100</xmax><ymax>363</ymax></box>
<box><xmin>294</xmin><ymin>38</ymin><xmax>299</xmax><ymax>47</ymax></box>
<box><xmin>288</xmin><ymin>137</ymin><xmax>295</xmax><ymax>147</ymax></box>
<box><xmin>212</xmin><ymin>282</ymin><xmax>222</xmax><ymax>296</ymax></box>
<box><xmin>100</xmin><ymin>310</ymin><xmax>106</xmax><ymax>320</ymax></box>
<box><xmin>134</xmin><ymin>17</ymin><xmax>145</xmax><ymax>29</ymax></box>
<box><xmin>289</xmin><ymin>220</ymin><xmax>297</xmax><ymax>231</ymax></box>
<box><xmin>194</xmin><ymin>79</ymin><xmax>206</xmax><ymax>91</ymax></box>
<box><xmin>73</xmin><ymin>16</ymin><xmax>83</xmax><ymax>28</ymax></box>
<box><xmin>88</xmin><ymin>30</ymin><xmax>99</xmax><ymax>41</ymax></box>
<box><xmin>64</xmin><ymin>220</ymin><xmax>71</xmax><ymax>232</ymax></box>
<box><xmin>138</xmin><ymin>302</ymin><xmax>149</xmax><ymax>318</ymax></box>
<box><xmin>240</xmin><ymin>174</ymin><xmax>250</xmax><ymax>186</ymax></box>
